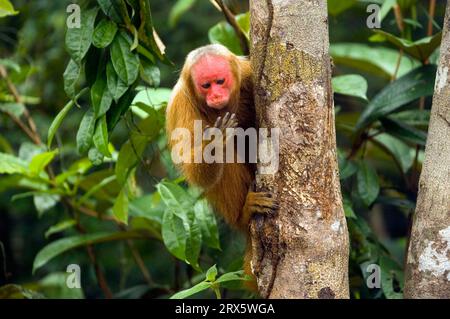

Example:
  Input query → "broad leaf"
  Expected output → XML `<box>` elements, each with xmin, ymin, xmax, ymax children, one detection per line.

<box><xmin>92</xmin><ymin>18</ymin><xmax>118</xmax><ymax>48</ymax></box>
<box><xmin>195</xmin><ymin>199</ymin><xmax>220</xmax><ymax>250</ymax></box>
<box><xmin>331</xmin><ymin>43</ymin><xmax>420</xmax><ymax>79</ymax></box>
<box><xmin>29</xmin><ymin>150</ymin><xmax>58</xmax><ymax>175</ymax></box>
<box><xmin>332</xmin><ymin>74</ymin><xmax>368</xmax><ymax>101</ymax></box>
<box><xmin>45</xmin><ymin>219</ymin><xmax>77</xmax><ymax>238</ymax></box>
<box><xmin>0</xmin><ymin>0</ymin><xmax>18</xmax><ymax>17</ymax></box>
<box><xmin>93</xmin><ymin>115</ymin><xmax>111</xmax><ymax>157</ymax></box>
<box><xmin>356</xmin><ymin>162</ymin><xmax>380</xmax><ymax>206</ymax></box>
<box><xmin>372</xmin><ymin>134</ymin><xmax>415</xmax><ymax>173</ymax></box>
<box><xmin>76</xmin><ymin>109</ymin><xmax>96</xmax><ymax>154</ymax></box>
<box><xmin>356</xmin><ymin>65</ymin><xmax>436</xmax><ymax>130</ymax></box>
<box><xmin>106</xmin><ymin>61</ymin><xmax>128</xmax><ymax>102</ymax></box>
<box><xmin>111</xmin><ymin>32</ymin><xmax>140</xmax><ymax>85</ymax></box>
<box><xmin>63</xmin><ymin>59</ymin><xmax>81</xmax><ymax>98</ymax></box>
<box><xmin>170</xmin><ymin>281</ymin><xmax>211</xmax><ymax>299</ymax></box>
<box><xmin>380</xmin><ymin>117</ymin><xmax>427</xmax><ymax>146</ymax></box>
<box><xmin>162</xmin><ymin>209</ymin><xmax>187</xmax><ymax>261</ymax></box>
<box><xmin>91</xmin><ymin>75</ymin><xmax>113</xmax><ymax>119</ymax></box>
<box><xmin>33</xmin><ymin>231</ymin><xmax>141</xmax><ymax>273</ymax></box>
<box><xmin>113</xmin><ymin>189</ymin><xmax>129</xmax><ymax>224</ymax></box>
<box><xmin>372</xmin><ymin>30</ymin><xmax>442</xmax><ymax>62</ymax></box>
<box><xmin>0</xmin><ymin>153</ymin><xmax>28</xmax><ymax>174</ymax></box>
<box><xmin>140</xmin><ymin>59</ymin><xmax>160</xmax><ymax>87</ymax></box>
<box><xmin>65</xmin><ymin>7</ymin><xmax>98</xmax><ymax>64</ymax></box>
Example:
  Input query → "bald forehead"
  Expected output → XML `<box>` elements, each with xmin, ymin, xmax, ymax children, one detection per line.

<box><xmin>191</xmin><ymin>55</ymin><xmax>231</xmax><ymax>82</ymax></box>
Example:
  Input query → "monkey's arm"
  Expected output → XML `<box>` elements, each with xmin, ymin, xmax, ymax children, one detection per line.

<box><xmin>166</xmin><ymin>87</ymin><xmax>235</xmax><ymax>189</ymax></box>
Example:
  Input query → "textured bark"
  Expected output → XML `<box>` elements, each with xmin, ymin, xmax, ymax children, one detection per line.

<box><xmin>249</xmin><ymin>0</ymin><xmax>349</xmax><ymax>298</ymax></box>
<box><xmin>404</xmin><ymin>1</ymin><xmax>450</xmax><ymax>299</ymax></box>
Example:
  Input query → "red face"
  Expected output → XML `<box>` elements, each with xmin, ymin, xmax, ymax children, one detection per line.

<box><xmin>191</xmin><ymin>55</ymin><xmax>234</xmax><ymax>109</ymax></box>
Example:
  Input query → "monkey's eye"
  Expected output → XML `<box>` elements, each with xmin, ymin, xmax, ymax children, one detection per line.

<box><xmin>216</xmin><ymin>78</ymin><xmax>225</xmax><ymax>85</ymax></box>
<box><xmin>201</xmin><ymin>82</ymin><xmax>211</xmax><ymax>89</ymax></box>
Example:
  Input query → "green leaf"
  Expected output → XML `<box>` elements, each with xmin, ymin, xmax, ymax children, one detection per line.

<box><xmin>157</xmin><ymin>180</ymin><xmax>194</xmax><ymax>212</ymax></box>
<box><xmin>389</xmin><ymin>110</ymin><xmax>430</xmax><ymax>128</ymax></box>
<box><xmin>327</xmin><ymin>0</ymin><xmax>357</xmax><ymax>16</ymax></box>
<box><xmin>338</xmin><ymin>150</ymin><xmax>357</xmax><ymax>180</ymax></box>
<box><xmin>33</xmin><ymin>231</ymin><xmax>141</xmax><ymax>273</ymax></box>
<box><xmin>106</xmin><ymin>61</ymin><xmax>128</xmax><ymax>102</ymax></box>
<box><xmin>169</xmin><ymin>0</ymin><xmax>197</xmax><ymax>27</ymax></box>
<box><xmin>162</xmin><ymin>209</ymin><xmax>187</xmax><ymax>261</ymax></box>
<box><xmin>65</xmin><ymin>7</ymin><xmax>98</xmax><ymax>64</ymax></box>
<box><xmin>330</xmin><ymin>43</ymin><xmax>420</xmax><ymax>79</ymax></box>
<box><xmin>92</xmin><ymin>18</ymin><xmax>118</xmax><ymax>48</ymax></box>
<box><xmin>0</xmin><ymin>102</ymin><xmax>25</xmax><ymax>117</ymax></box>
<box><xmin>208</xmin><ymin>21</ymin><xmax>243</xmax><ymax>55</ymax></box>
<box><xmin>139</xmin><ymin>59</ymin><xmax>160</xmax><ymax>87</ymax></box>
<box><xmin>93</xmin><ymin>116</ymin><xmax>111</xmax><ymax>157</ymax></box>
<box><xmin>63</xmin><ymin>59</ymin><xmax>81</xmax><ymax>98</ymax></box>
<box><xmin>33</xmin><ymin>194</ymin><xmax>60</xmax><ymax>217</ymax></box>
<box><xmin>378</xmin><ymin>0</ymin><xmax>396</xmax><ymax>23</ymax></box>
<box><xmin>206</xmin><ymin>264</ymin><xmax>218</xmax><ymax>282</ymax></box>
<box><xmin>0</xmin><ymin>153</ymin><xmax>28</xmax><ymax>174</ymax></box>
<box><xmin>113</xmin><ymin>189</ymin><xmax>129</xmax><ymax>224</ymax></box>
<box><xmin>45</xmin><ymin>219</ymin><xmax>77</xmax><ymax>239</ymax></box>
<box><xmin>111</xmin><ymin>32</ymin><xmax>140</xmax><ymax>85</ymax></box>
<box><xmin>0</xmin><ymin>0</ymin><xmax>18</xmax><ymax>18</ymax></box>
<box><xmin>91</xmin><ymin>75</ymin><xmax>113</xmax><ymax>119</ymax></box>
<box><xmin>132</xmin><ymin>87</ymin><xmax>171</xmax><ymax>112</ymax></box>
<box><xmin>184</xmin><ymin>209</ymin><xmax>202</xmax><ymax>271</ymax></box>
<box><xmin>380</xmin><ymin>256</ymin><xmax>404</xmax><ymax>299</ymax></box>
<box><xmin>380</xmin><ymin>117</ymin><xmax>427</xmax><ymax>146</ymax></box>
<box><xmin>76</xmin><ymin>109</ymin><xmax>96</xmax><ymax>154</ymax></box>
<box><xmin>332</xmin><ymin>74</ymin><xmax>368</xmax><ymax>101</ymax></box>
<box><xmin>107</xmin><ymin>89</ymin><xmax>134</xmax><ymax>130</ymax></box>
<box><xmin>356</xmin><ymin>65</ymin><xmax>436</xmax><ymax>130</ymax></box>
<box><xmin>47</xmin><ymin>88</ymin><xmax>88</xmax><ymax>148</ymax></box>
<box><xmin>29</xmin><ymin>150</ymin><xmax>58</xmax><ymax>175</ymax></box>
<box><xmin>372</xmin><ymin>30</ymin><xmax>442</xmax><ymax>62</ymax></box>
<box><xmin>170</xmin><ymin>281</ymin><xmax>211</xmax><ymax>299</ymax></box>
<box><xmin>97</xmin><ymin>0</ymin><xmax>122</xmax><ymax>23</ymax></box>
<box><xmin>373</xmin><ymin>133</ymin><xmax>415</xmax><ymax>173</ymax></box>
<box><xmin>343</xmin><ymin>197</ymin><xmax>357</xmax><ymax>219</ymax></box>
<box><xmin>215</xmin><ymin>270</ymin><xmax>248</xmax><ymax>284</ymax></box>
<box><xmin>0</xmin><ymin>58</ymin><xmax>20</xmax><ymax>73</ymax></box>
<box><xmin>356</xmin><ymin>162</ymin><xmax>380</xmax><ymax>207</ymax></box>
<box><xmin>195</xmin><ymin>199</ymin><xmax>220</xmax><ymax>250</ymax></box>
<box><xmin>47</xmin><ymin>101</ymin><xmax>75</xmax><ymax>148</ymax></box>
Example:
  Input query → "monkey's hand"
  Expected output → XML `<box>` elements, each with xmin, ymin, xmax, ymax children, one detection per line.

<box><xmin>214</xmin><ymin>112</ymin><xmax>238</xmax><ymax>132</ymax></box>
<box><xmin>204</xmin><ymin>112</ymin><xmax>238</xmax><ymax>144</ymax></box>
<box><xmin>239</xmin><ymin>192</ymin><xmax>279</xmax><ymax>228</ymax></box>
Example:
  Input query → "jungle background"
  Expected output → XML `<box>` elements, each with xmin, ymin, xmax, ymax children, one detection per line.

<box><xmin>0</xmin><ymin>0</ymin><xmax>445</xmax><ymax>299</ymax></box>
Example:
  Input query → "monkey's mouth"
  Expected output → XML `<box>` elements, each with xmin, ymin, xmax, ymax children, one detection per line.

<box><xmin>207</xmin><ymin>98</ymin><xmax>229</xmax><ymax>109</ymax></box>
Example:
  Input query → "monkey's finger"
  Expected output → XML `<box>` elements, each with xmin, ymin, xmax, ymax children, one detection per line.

<box><xmin>223</xmin><ymin>112</ymin><xmax>231</xmax><ymax>123</ymax></box>
<box><xmin>214</xmin><ymin>117</ymin><xmax>222</xmax><ymax>128</ymax></box>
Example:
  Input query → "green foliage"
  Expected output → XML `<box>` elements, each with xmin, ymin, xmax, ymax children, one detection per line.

<box><xmin>170</xmin><ymin>265</ymin><xmax>249</xmax><ymax>299</ymax></box>
<box><xmin>332</xmin><ymin>74</ymin><xmax>368</xmax><ymax>101</ymax></box>
<box><xmin>0</xmin><ymin>0</ymin><xmax>18</xmax><ymax>18</ymax></box>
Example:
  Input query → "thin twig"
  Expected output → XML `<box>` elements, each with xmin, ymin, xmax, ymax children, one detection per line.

<box><xmin>427</xmin><ymin>0</ymin><xmax>436</xmax><ymax>36</ymax></box>
<box><xmin>214</xmin><ymin>0</ymin><xmax>249</xmax><ymax>55</ymax></box>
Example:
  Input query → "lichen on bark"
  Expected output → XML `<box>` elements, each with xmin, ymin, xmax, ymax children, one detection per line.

<box><xmin>249</xmin><ymin>0</ymin><xmax>349</xmax><ymax>299</ymax></box>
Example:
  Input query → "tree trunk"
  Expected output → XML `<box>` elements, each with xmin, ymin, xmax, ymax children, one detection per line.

<box><xmin>249</xmin><ymin>0</ymin><xmax>349</xmax><ymax>298</ymax></box>
<box><xmin>404</xmin><ymin>1</ymin><xmax>450</xmax><ymax>299</ymax></box>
